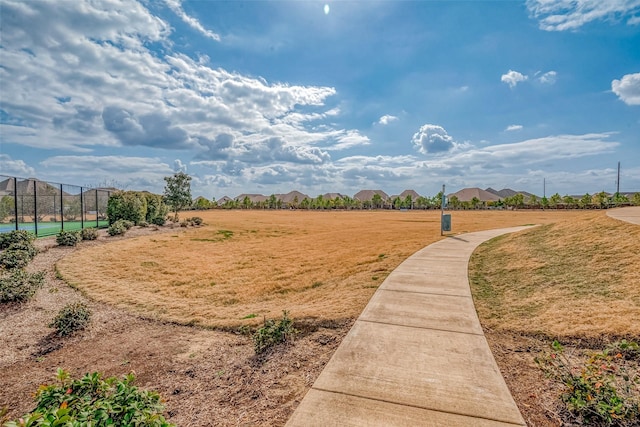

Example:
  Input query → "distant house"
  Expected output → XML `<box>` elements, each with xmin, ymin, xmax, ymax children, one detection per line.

<box><xmin>353</xmin><ymin>189</ymin><xmax>389</xmax><ymax>202</ymax></box>
<box><xmin>448</xmin><ymin>187</ymin><xmax>501</xmax><ymax>203</ymax></box>
<box><xmin>322</xmin><ymin>192</ymin><xmax>348</xmax><ymax>200</ymax></box>
<box><xmin>276</xmin><ymin>190</ymin><xmax>309</xmax><ymax>206</ymax></box>
<box><xmin>485</xmin><ymin>187</ymin><xmax>535</xmax><ymax>199</ymax></box>
<box><xmin>217</xmin><ymin>195</ymin><xmax>232</xmax><ymax>204</ymax></box>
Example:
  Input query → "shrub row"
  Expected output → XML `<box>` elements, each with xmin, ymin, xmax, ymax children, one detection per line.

<box><xmin>107</xmin><ymin>191</ymin><xmax>168</xmax><ymax>226</ymax></box>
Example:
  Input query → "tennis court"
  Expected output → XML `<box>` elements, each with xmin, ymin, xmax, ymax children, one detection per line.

<box><xmin>0</xmin><ymin>220</ymin><xmax>109</xmax><ymax>237</ymax></box>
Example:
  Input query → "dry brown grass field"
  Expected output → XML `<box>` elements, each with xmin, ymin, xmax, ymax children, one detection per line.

<box><xmin>469</xmin><ymin>211</ymin><xmax>640</xmax><ymax>339</ymax></box>
<box><xmin>469</xmin><ymin>211</ymin><xmax>640</xmax><ymax>426</ymax></box>
<box><xmin>6</xmin><ymin>208</ymin><xmax>632</xmax><ymax>426</ymax></box>
<box><xmin>57</xmin><ymin>209</ymin><xmax>590</xmax><ymax>329</ymax></box>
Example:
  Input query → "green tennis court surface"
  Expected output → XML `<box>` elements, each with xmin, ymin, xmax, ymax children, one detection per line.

<box><xmin>0</xmin><ymin>221</ymin><xmax>108</xmax><ymax>237</ymax></box>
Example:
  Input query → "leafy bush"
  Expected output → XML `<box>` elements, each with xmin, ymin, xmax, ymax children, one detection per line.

<box><xmin>5</xmin><ymin>368</ymin><xmax>174</xmax><ymax>427</ymax></box>
<box><xmin>107</xmin><ymin>191</ymin><xmax>147</xmax><ymax>225</ymax></box>
<box><xmin>151</xmin><ymin>216</ymin><xmax>166</xmax><ymax>226</ymax></box>
<box><xmin>49</xmin><ymin>302</ymin><xmax>92</xmax><ymax>336</ymax></box>
<box><xmin>536</xmin><ymin>340</ymin><xmax>640</xmax><ymax>426</ymax></box>
<box><xmin>253</xmin><ymin>310</ymin><xmax>297</xmax><ymax>354</ymax></box>
<box><xmin>0</xmin><ymin>270</ymin><xmax>45</xmax><ymax>303</ymax></box>
<box><xmin>138</xmin><ymin>221</ymin><xmax>149</xmax><ymax>228</ymax></box>
<box><xmin>122</xmin><ymin>220</ymin><xmax>134</xmax><ymax>229</ymax></box>
<box><xmin>0</xmin><ymin>241</ymin><xmax>38</xmax><ymax>270</ymax></box>
<box><xmin>0</xmin><ymin>230</ymin><xmax>35</xmax><ymax>250</ymax></box>
<box><xmin>180</xmin><ymin>220</ymin><xmax>189</xmax><ymax>227</ymax></box>
<box><xmin>107</xmin><ymin>220</ymin><xmax>127</xmax><ymax>236</ymax></box>
<box><xmin>81</xmin><ymin>228</ymin><xmax>99</xmax><ymax>240</ymax></box>
<box><xmin>144</xmin><ymin>193</ymin><xmax>169</xmax><ymax>225</ymax></box>
<box><xmin>56</xmin><ymin>230</ymin><xmax>82</xmax><ymax>247</ymax></box>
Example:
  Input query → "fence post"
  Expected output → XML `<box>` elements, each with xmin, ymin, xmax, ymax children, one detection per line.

<box><xmin>34</xmin><ymin>179</ymin><xmax>38</xmax><ymax>237</ymax></box>
<box><xmin>60</xmin><ymin>184</ymin><xmax>64</xmax><ymax>231</ymax></box>
<box><xmin>80</xmin><ymin>187</ymin><xmax>84</xmax><ymax>230</ymax></box>
<box><xmin>13</xmin><ymin>177</ymin><xmax>18</xmax><ymax>231</ymax></box>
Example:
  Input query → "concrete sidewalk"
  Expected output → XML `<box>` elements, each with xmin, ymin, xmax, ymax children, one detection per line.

<box><xmin>607</xmin><ymin>206</ymin><xmax>640</xmax><ymax>225</ymax></box>
<box><xmin>287</xmin><ymin>227</ymin><xmax>531</xmax><ymax>427</ymax></box>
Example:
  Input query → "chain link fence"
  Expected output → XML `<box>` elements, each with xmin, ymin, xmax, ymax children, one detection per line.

<box><xmin>0</xmin><ymin>175</ymin><xmax>113</xmax><ymax>237</ymax></box>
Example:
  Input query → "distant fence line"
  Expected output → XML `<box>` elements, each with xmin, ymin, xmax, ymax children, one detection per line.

<box><xmin>0</xmin><ymin>175</ymin><xmax>113</xmax><ymax>237</ymax></box>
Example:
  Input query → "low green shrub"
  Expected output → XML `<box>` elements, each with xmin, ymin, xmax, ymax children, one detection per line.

<box><xmin>0</xmin><ymin>241</ymin><xmax>38</xmax><ymax>270</ymax></box>
<box><xmin>0</xmin><ymin>230</ymin><xmax>35</xmax><ymax>250</ymax></box>
<box><xmin>56</xmin><ymin>230</ymin><xmax>82</xmax><ymax>246</ymax></box>
<box><xmin>107</xmin><ymin>220</ymin><xmax>127</xmax><ymax>236</ymax></box>
<box><xmin>122</xmin><ymin>220</ymin><xmax>134</xmax><ymax>230</ymax></box>
<box><xmin>0</xmin><ymin>270</ymin><xmax>45</xmax><ymax>303</ymax></box>
<box><xmin>151</xmin><ymin>216</ymin><xmax>166</xmax><ymax>226</ymax></box>
<box><xmin>536</xmin><ymin>340</ymin><xmax>640</xmax><ymax>426</ymax></box>
<box><xmin>5</xmin><ymin>368</ymin><xmax>173</xmax><ymax>427</ymax></box>
<box><xmin>138</xmin><ymin>220</ymin><xmax>149</xmax><ymax>228</ymax></box>
<box><xmin>253</xmin><ymin>310</ymin><xmax>297</xmax><ymax>354</ymax></box>
<box><xmin>81</xmin><ymin>227</ymin><xmax>99</xmax><ymax>240</ymax></box>
<box><xmin>49</xmin><ymin>302</ymin><xmax>92</xmax><ymax>336</ymax></box>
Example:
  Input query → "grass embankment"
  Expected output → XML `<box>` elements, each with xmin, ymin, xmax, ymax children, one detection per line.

<box><xmin>469</xmin><ymin>212</ymin><xmax>640</xmax><ymax>340</ymax></box>
<box><xmin>56</xmin><ymin>209</ymin><xmax>587</xmax><ymax>329</ymax></box>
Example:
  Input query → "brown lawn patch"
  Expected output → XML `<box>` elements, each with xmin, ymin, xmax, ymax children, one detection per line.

<box><xmin>469</xmin><ymin>211</ymin><xmax>640</xmax><ymax>426</ymax></box>
<box><xmin>469</xmin><ymin>211</ymin><xmax>640</xmax><ymax>339</ymax></box>
<box><xmin>57</xmin><ymin>210</ymin><xmax>589</xmax><ymax>329</ymax></box>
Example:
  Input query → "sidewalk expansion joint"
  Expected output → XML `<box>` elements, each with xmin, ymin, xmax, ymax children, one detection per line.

<box><xmin>311</xmin><ymin>387</ymin><xmax>526</xmax><ymax>426</ymax></box>
<box><xmin>357</xmin><ymin>318</ymin><xmax>484</xmax><ymax>336</ymax></box>
<box><xmin>378</xmin><ymin>288</ymin><xmax>471</xmax><ymax>298</ymax></box>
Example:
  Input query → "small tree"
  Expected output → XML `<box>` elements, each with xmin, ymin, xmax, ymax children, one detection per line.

<box><xmin>163</xmin><ymin>172</ymin><xmax>192</xmax><ymax>222</ymax></box>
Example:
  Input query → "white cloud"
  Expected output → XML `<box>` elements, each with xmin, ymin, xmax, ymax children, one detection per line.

<box><xmin>40</xmin><ymin>155</ymin><xmax>175</xmax><ymax>190</ymax></box>
<box><xmin>164</xmin><ymin>0</ymin><xmax>220</xmax><ymax>41</ymax></box>
<box><xmin>0</xmin><ymin>0</ymin><xmax>369</xmax><ymax>166</ymax></box>
<box><xmin>501</xmin><ymin>70</ymin><xmax>528</xmax><ymax>88</ymax></box>
<box><xmin>527</xmin><ymin>0</ymin><xmax>640</xmax><ymax>31</ymax></box>
<box><xmin>612</xmin><ymin>73</ymin><xmax>640</xmax><ymax>105</ymax></box>
<box><xmin>411</xmin><ymin>124</ymin><xmax>465</xmax><ymax>155</ymax></box>
<box><xmin>538</xmin><ymin>70</ymin><xmax>557</xmax><ymax>84</ymax></box>
<box><xmin>505</xmin><ymin>125</ymin><xmax>523</xmax><ymax>131</ymax></box>
<box><xmin>330</xmin><ymin>130</ymin><xmax>372</xmax><ymax>151</ymax></box>
<box><xmin>174</xmin><ymin>159</ymin><xmax>188</xmax><ymax>172</ymax></box>
<box><xmin>0</xmin><ymin>154</ymin><xmax>36</xmax><ymax>177</ymax></box>
<box><xmin>377</xmin><ymin>114</ymin><xmax>398</xmax><ymax>125</ymax></box>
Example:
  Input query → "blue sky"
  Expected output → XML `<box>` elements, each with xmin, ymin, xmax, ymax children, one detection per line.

<box><xmin>1</xmin><ymin>0</ymin><xmax>639</xmax><ymax>199</ymax></box>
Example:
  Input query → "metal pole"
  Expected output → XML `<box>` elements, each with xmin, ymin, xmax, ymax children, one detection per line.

<box><xmin>80</xmin><ymin>187</ymin><xmax>84</xmax><ymax>230</ymax></box>
<box><xmin>617</xmin><ymin>161</ymin><xmax>620</xmax><ymax>194</ymax></box>
<box><xmin>33</xmin><ymin>180</ymin><xmax>38</xmax><ymax>236</ymax></box>
<box><xmin>13</xmin><ymin>177</ymin><xmax>18</xmax><ymax>231</ymax></box>
<box><xmin>95</xmin><ymin>189</ymin><xmax>99</xmax><ymax>228</ymax></box>
<box><xmin>60</xmin><ymin>184</ymin><xmax>64</xmax><ymax>231</ymax></box>
<box><xmin>441</xmin><ymin>184</ymin><xmax>445</xmax><ymax>236</ymax></box>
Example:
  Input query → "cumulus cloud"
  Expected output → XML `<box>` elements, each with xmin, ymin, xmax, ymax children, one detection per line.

<box><xmin>330</xmin><ymin>130</ymin><xmax>372</xmax><ymax>151</ymax></box>
<box><xmin>0</xmin><ymin>0</ymin><xmax>353</xmax><ymax>162</ymax></box>
<box><xmin>377</xmin><ymin>115</ymin><xmax>398</xmax><ymax>125</ymax></box>
<box><xmin>411</xmin><ymin>124</ymin><xmax>463</xmax><ymax>155</ymax></box>
<box><xmin>501</xmin><ymin>70</ymin><xmax>528</xmax><ymax>88</ymax></box>
<box><xmin>39</xmin><ymin>155</ymin><xmax>175</xmax><ymax>190</ymax></box>
<box><xmin>505</xmin><ymin>125</ymin><xmax>523</xmax><ymax>131</ymax></box>
<box><xmin>538</xmin><ymin>70</ymin><xmax>557</xmax><ymax>84</ymax></box>
<box><xmin>0</xmin><ymin>154</ymin><xmax>36</xmax><ymax>177</ymax></box>
<box><xmin>527</xmin><ymin>0</ymin><xmax>640</xmax><ymax>31</ymax></box>
<box><xmin>612</xmin><ymin>72</ymin><xmax>640</xmax><ymax>105</ymax></box>
<box><xmin>164</xmin><ymin>0</ymin><xmax>221</xmax><ymax>41</ymax></box>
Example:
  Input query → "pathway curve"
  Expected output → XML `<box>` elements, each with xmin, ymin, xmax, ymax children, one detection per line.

<box><xmin>286</xmin><ymin>227</ymin><xmax>532</xmax><ymax>427</ymax></box>
<box><xmin>607</xmin><ymin>206</ymin><xmax>640</xmax><ymax>225</ymax></box>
